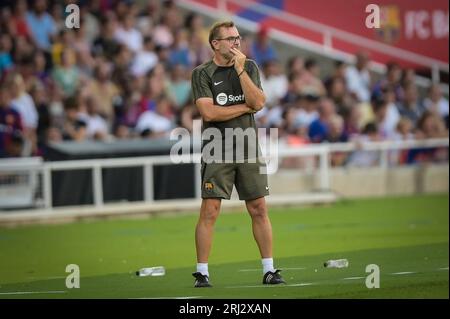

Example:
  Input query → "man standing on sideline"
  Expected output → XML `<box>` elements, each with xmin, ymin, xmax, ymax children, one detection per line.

<box><xmin>190</xmin><ymin>21</ymin><xmax>285</xmax><ymax>288</ymax></box>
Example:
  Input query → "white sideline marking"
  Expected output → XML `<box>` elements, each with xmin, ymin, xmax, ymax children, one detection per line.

<box><xmin>286</xmin><ymin>283</ymin><xmax>315</xmax><ymax>287</ymax></box>
<box><xmin>238</xmin><ymin>267</ymin><xmax>306</xmax><ymax>272</ymax></box>
<box><xmin>28</xmin><ymin>276</ymin><xmax>66</xmax><ymax>280</ymax></box>
<box><xmin>390</xmin><ymin>272</ymin><xmax>416</xmax><ymax>275</ymax></box>
<box><xmin>438</xmin><ymin>267</ymin><xmax>449</xmax><ymax>270</ymax></box>
<box><xmin>225</xmin><ymin>282</ymin><xmax>314</xmax><ymax>288</ymax></box>
<box><xmin>342</xmin><ymin>276</ymin><xmax>365</xmax><ymax>280</ymax></box>
<box><xmin>226</xmin><ymin>284</ymin><xmax>266</xmax><ymax>288</ymax></box>
<box><xmin>0</xmin><ymin>290</ymin><xmax>67</xmax><ymax>295</ymax></box>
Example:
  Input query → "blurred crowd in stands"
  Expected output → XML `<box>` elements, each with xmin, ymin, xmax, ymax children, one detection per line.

<box><xmin>0</xmin><ymin>0</ymin><xmax>448</xmax><ymax>165</ymax></box>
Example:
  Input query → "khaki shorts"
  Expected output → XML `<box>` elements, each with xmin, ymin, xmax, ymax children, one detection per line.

<box><xmin>201</xmin><ymin>160</ymin><xmax>269</xmax><ymax>201</ymax></box>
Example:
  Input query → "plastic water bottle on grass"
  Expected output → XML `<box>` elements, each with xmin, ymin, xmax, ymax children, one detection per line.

<box><xmin>324</xmin><ymin>259</ymin><xmax>349</xmax><ymax>268</ymax></box>
<box><xmin>136</xmin><ymin>266</ymin><xmax>166</xmax><ymax>276</ymax></box>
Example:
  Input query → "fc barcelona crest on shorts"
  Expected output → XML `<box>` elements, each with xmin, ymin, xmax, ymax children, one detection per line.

<box><xmin>204</xmin><ymin>182</ymin><xmax>214</xmax><ymax>190</ymax></box>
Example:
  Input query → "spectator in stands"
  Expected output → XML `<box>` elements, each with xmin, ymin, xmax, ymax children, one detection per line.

<box><xmin>79</xmin><ymin>95</ymin><xmax>110</xmax><ymax>141</ymax></box>
<box><xmin>280</xmin><ymin>104</ymin><xmax>301</xmax><ymax>138</ymax></box>
<box><xmin>113</xmin><ymin>122</ymin><xmax>133</xmax><ymax>140</ymax></box>
<box><xmin>92</xmin><ymin>16</ymin><xmax>120</xmax><ymax>60</ymax></box>
<box><xmin>0</xmin><ymin>85</ymin><xmax>24</xmax><ymax>157</ymax></box>
<box><xmin>137</xmin><ymin>62</ymin><xmax>171</xmax><ymax>116</ymax></box>
<box><xmin>298</xmin><ymin>58</ymin><xmax>326</xmax><ymax>97</ymax></box>
<box><xmin>415</xmin><ymin>111</ymin><xmax>448</xmax><ymax>140</ymax></box>
<box><xmin>385</xmin><ymin>117</ymin><xmax>414</xmax><ymax>165</ymax></box>
<box><xmin>8</xmin><ymin>73</ymin><xmax>38</xmax><ymax>156</ymax></box>
<box><xmin>152</xmin><ymin>10</ymin><xmax>175</xmax><ymax>48</ymax></box>
<box><xmin>294</xmin><ymin>94</ymin><xmax>319</xmax><ymax>129</ymax></box>
<box><xmin>408</xmin><ymin>111</ymin><xmax>449</xmax><ymax>164</ymax></box>
<box><xmin>326</xmin><ymin>114</ymin><xmax>348</xmax><ymax>166</ymax></box>
<box><xmin>29</xmin><ymin>81</ymin><xmax>51</xmax><ymax>152</ymax></box>
<box><xmin>326</xmin><ymin>114</ymin><xmax>347</xmax><ymax>143</ymax></box>
<box><xmin>114</xmin><ymin>13</ymin><xmax>143</xmax><ymax>53</ymax></box>
<box><xmin>49</xmin><ymin>1</ymin><xmax>65</xmax><ymax>35</ymax></box>
<box><xmin>327</xmin><ymin>76</ymin><xmax>354</xmax><ymax>116</ymax></box>
<box><xmin>111</xmin><ymin>44</ymin><xmax>133</xmax><ymax>93</ymax></box>
<box><xmin>79</xmin><ymin>3</ymin><xmax>100</xmax><ymax>45</ymax></box>
<box><xmin>250</xmin><ymin>25</ymin><xmax>277</xmax><ymax>67</ymax></box>
<box><xmin>0</xmin><ymin>33</ymin><xmax>14</xmax><ymax>77</ymax></box>
<box><xmin>184</xmin><ymin>13</ymin><xmax>209</xmax><ymax>46</ymax></box>
<box><xmin>45</xmin><ymin>125</ymin><xmax>62</xmax><ymax>144</ymax></box>
<box><xmin>72</xmin><ymin>24</ymin><xmax>96</xmax><ymax>73</ymax></box>
<box><xmin>61</xmin><ymin>96</ymin><xmax>87</xmax><ymax>142</ymax></box>
<box><xmin>401</xmin><ymin>68</ymin><xmax>417</xmax><ymax>88</ymax></box>
<box><xmin>372</xmin><ymin>61</ymin><xmax>403</xmax><ymax>102</ymax></box>
<box><xmin>343</xmin><ymin>104</ymin><xmax>363</xmax><ymax>139</ymax></box>
<box><xmin>130</xmin><ymin>36</ymin><xmax>158</xmax><ymax>77</ymax></box>
<box><xmin>286</xmin><ymin>56</ymin><xmax>304</xmax><ymax>79</ymax></box>
<box><xmin>52</xmin><ymin>49</ymin><xmax>80</xmax><ymax>97</ymax></box>
<box><xmin>169</xmin><ymin>28</ymin><xmax>192</xmax><ymax>68</ymax></box>
<box><xmin>308</xmin><ymin>98</ymin><xmax>336</xmax><ymax>143</ymax></box>
<box><xmin>261</xmin><ymin>60</ymin><xmax>288</xmax><ymax>108</ymax></box>
<box><xmin>398</xmin><ymin>83</ymin><xmax>425</xmax><ymax>126</ymax></box>
<box><xmin>326</xmin><ymin>60</ymin><xmax>347</xmax><ymax>84</ymax></box>
<box><xmin>188</xmin><ymin>31</ymin><xmax>212</xmax><ymax>68</ymax></box>
<box><xmin>89</xmin><ymin>61</ymin><xmax>121</xmax><ymax>126</ymax></box>
<box><xmin>347</xmin><ymin>122</ymin><xmax>381</xmax><ymax>167</ymax></box>
<box><xmin>135</xmin><ymin>95</ymin><xmax>174</xmax><ymax>138</ymax></box>
<box><xmin>423</xmin><ymin>84</ymin><xmax>449</xmax><ymax>125</ymax></box>
<box><xmin>179</xmin><ymin>102</ymin><xmax>201</xmax><ymax>133</ymax></box>
<box><xmin>394</xmin><ymin>118</ymin><xmax>414</xmax><ymax>140</ymax></box>
<box><xmin>33</xmin><ymin>50</ymin><xmax>50</xmax><ymax>87</ymax></box>
<box><xmin>281</xmin><ymin>72</ymin><xmax>302</xmax><ymax>104</ymax></box>
<box><xmin>51</xmin><ymin>29</ymin><xmax>74</xmax><ymax>67</ymax></box>
<box><xmin>372</xmin><ymin>87</ymin><xmax>400</xmax><ymax>139</ymax></box>
<box><xmin>345</xmin><ymin>51</ymin><xmax>371</xmax><ymax>103</ymax></box>
<box><xmin>25</xmin><ymin>0</ymin><xmax>56</xmax><ymax>53</ymax></box>
<box><xmin>47</xmin><ymin>83</ymin><xmax>64</xmax><ymax>130</ymax></box>
<box><xmin>167</xmin><ymin>64</ymin><xmax>191</xmax><ymax>110</ymax></box>
<box><xmin>12</xmin><ymin>32</ymin><xmax>35</xmax><ymax>65</ymax></box>
<box><xmin>10</xmin><ymin>0</ymin><xmax>31</xmax><ymax>39</ymax></box>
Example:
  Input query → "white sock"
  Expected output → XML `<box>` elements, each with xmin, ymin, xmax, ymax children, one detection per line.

<box><xmin>197</xmin><ymin>263</ymin><xmax>209</xmax><ymax>277</ymax></box>
<box><xmin>262</xmin><ymin>258</ymin><xmax>275</xmax><ymax>274</ymax></box>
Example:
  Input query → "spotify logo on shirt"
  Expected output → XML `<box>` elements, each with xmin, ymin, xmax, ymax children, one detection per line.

<box><xmin>216</xmin><ymin>93</ymin><xmax>227</xmax><ymax>105</ymax></box>
<box><xmin>216</xmin><ymin>93</ymin><xmax>245</xmax><ymax>106</ymax></box>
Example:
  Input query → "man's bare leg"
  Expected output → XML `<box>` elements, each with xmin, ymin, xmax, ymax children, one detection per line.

<box><xmin>193</xmin><ymin>198</ymin><xmax>221</xmax><ymax>287</ymax></box>
<box><xmin>246</xmin><ymin>196</ymin><xmax>285</xmax><ymax>284</ymax></box>
<box><xmin>246</xmin><ymin>196</ymin><xmax>273</xmax><ymax>258</ymax></box>
<box><xmin>195</xmin><ymin>198</ymin><xmax>221</xmax><ymax>263</ymax></box>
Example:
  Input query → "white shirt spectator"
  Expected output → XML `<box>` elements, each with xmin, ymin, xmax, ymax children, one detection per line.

<box><xmin>79</xmin><ymin>113</ymin><xmax>109</xmax><ymax>139</ymax></box>
<box><xmin>266</xmin><ymin>106</ymin><xmax>283</xmax><ymax>128</ymax></box>
<box><xmin>114</xmin><ymin>27</ymin><xmax>143</xmax><ymax>53</ymax></box>
<box><xmin>11</xmin><ymin>93</ymin><xmax>38</xmax><ymax>129</ymax></box>
<box><xmin>152</xmin><ymin>25</ymin><xmax>174</xmax><ymax>48</ymax></box>
<box><xmin>345</xmin><ymin>66</ymin><xmax>371</xmax><ymax>103</ymax></box>
<box><xmin>261</xmin><ymin>74</ymin><xmax>288</xmax><ymax>107</ymax></box>
<box><xmin>424</xmin><ymin>96</ymin><xmax>449</xmax><ymax>118</ymax></box>
<box><xmin>130</xmin><ymin>51</ymin><xmax>158</xmax><ymax>77</ymax></box>
<box><xmin>294</xmin><ymin>109</ymin><xmax>319</xmax><ymax>128</ymax></box>
<box><xmin>135</xmin><ymin>110</ymin><xmax>173</xmax><ymax>134</ymax></box>
<box><xmin>380</xmin><ymin>103</ymin><xmax>400</xmax><ymax>138</ymax></box>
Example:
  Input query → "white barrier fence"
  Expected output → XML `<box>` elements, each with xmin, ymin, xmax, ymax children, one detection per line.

<box><xmin>0</xmin><ymin>138</ymin><xmax>448</xmax><ymax>222</ymax></box>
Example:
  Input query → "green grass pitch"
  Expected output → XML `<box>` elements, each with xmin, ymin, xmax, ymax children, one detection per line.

<box><xmin>0</xmin><ymin>193</ymin><xmax>448</xmax><ymax>299</ymax></box>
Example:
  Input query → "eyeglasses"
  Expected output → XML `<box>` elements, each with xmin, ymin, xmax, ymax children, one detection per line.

<box><xmin>215</xmin><ymin>36</ymin><xmax>242</xmax><ymax>44</ymax></box>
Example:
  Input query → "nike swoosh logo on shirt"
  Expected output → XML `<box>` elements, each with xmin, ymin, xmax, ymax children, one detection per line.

<box><xmin>214</xmin><ymin>81</ymin><xmax>223</xmax><ymax>86</ymax></box>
